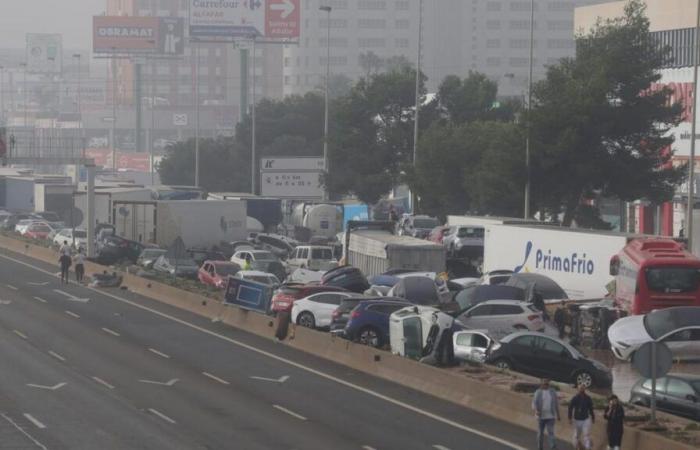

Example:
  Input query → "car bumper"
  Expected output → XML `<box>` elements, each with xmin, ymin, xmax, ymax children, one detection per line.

<box><xmin>610</xmin><ymin>344</ymin><xmax>634</xmax><ymax>361</ymax></box>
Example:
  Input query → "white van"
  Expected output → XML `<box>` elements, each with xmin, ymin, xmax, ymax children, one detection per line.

<box><xmin>286</xmin><ymin>245</ymin><xmax>337</xmax><ymax>272</ymax></box>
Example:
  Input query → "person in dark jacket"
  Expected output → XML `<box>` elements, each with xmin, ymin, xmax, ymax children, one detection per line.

<box><xmin>568</xmin><ymin>384</ymin><xmax>595</xmax><ymax>450</ymax></box>
<box><xmin>553</xmin><ymin>301</ymin><xmax>568</xmax><ymax>338</ymax></box>
<box><xmin>59</xmin><ymin>252</ymin><xmax>72</xmax><ymax>284</ymax></box>
<box><xmin>604</xmin><ymin>395</ymin><xmax>624</xmax><ymax>450</ymax></box>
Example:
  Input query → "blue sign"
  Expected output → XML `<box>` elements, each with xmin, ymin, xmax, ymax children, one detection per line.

<box><xmin>224</xmin><ymin>277</ymin><xmax>272</xmax><ymax>313</ymax></box>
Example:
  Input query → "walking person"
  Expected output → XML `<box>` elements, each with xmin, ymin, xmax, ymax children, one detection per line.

<box><xmin>74</xmin><ymin>247</ymin><xmax>85</xmax><ymax>284</ymax></box>
<box><xmin>532</xmin><ymin>378</ymin><xmax>560</xmax><ymax>450</ymax></box>
<box><xmin>59</xmin><ymin>251</ymin><xmax>72</xmax><ymax>284</ymax></box>
<box><xmin>59</xmin><ymin>240</ymin><xmax>71</xmax><ymax>257</ymax></box>
<box><xmin>568</xmin><ymin>384</ymin><xmax>595</xmax><ymax>450</ymax></box>
<box><xmin>604</xmin><ymin>395</ymin><xmax>625</xmax><ymax>450</ymax></box>
<box><xmin>554</xmin><ymin>301</ymin><xmax>568</xmax><ymax>339</ymax></box>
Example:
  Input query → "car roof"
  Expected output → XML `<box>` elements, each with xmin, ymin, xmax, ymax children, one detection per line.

<box><xmin>500</xmin><ymin>331</ymin><xmax>581</xmax><ymax>353</ymax></box>
<box><xmin>210</xmin><ymin>260</ymin><xmax>236</xmax><ymax>265</ymax></box>
<box><xmin>472</xmin><ymin>299</ymin><xmax>529</xmax><ymax>306</ymax></box>
<box><xmin>239</xmin><ymin>270</ymin><xmax>274</xmax><ymax>276</ymax></box>
<box><xmin>664</xmin><ymin>373</ymin><xmax>700</xmax><ymax>382</ymax></box>
<box><xmin>358</xmin><ymin>298</ymin><xmax>411</xmax><ymax>306</ymax></box>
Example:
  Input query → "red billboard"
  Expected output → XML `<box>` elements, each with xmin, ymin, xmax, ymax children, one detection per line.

<box><xmin>266</xmin><ymin>0</ymin><xmax>300</xmax><ymax>38</ymax></box>
<box><xmin>93</xmin><ymin>16</ymin><xmax>184</xmax><ymax>55</ymax></box>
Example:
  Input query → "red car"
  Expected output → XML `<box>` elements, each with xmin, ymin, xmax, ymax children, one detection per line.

<box><xmin>198</xmin><ymin>260</ymin><xmax>240</xmax><ymax>289</ymax></box>
<box><xmin>23</xmin><ymin>222</ymin><xmax>53</xmax><ymax>240</ymax></box>
<box><xmin>428</xmin><ymin>225</ymin><xmax>451</xmax><ymax>244</ymax></box>
<box><xmin>270</xmin><ymin>284</ymin><xmax>348</xmax><ymax>314</ymax></box>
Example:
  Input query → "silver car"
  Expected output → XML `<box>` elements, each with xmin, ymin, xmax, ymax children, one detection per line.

<box><xmin>456</xmin><ymin>299</ymin><xmax>544</xmax><ymax>339</ymax></box>
<box><xmin>443</xmin><ymin>225</ymin><xmax>485</xmax><ymax>257</ymax></box>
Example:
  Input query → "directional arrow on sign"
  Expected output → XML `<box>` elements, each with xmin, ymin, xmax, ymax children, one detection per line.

<box><xmin>250</xmin><ymin>375</ymin><xmax>289</xmax><ymax>383</ymax></box>
<box><xmin>271</xmin><ymin>0</ymin><xmax>295</xmax><ymax>19</ymax></box>
<box><xmin>138</xmin><ymin>378</ymin><xmax>179</xmax><ymax>386</ymax></box>
<box><xmin>53</xmin><ymin>289</ymin><xmax>89</xmax><ymax>303</ymax></box>
<box><xmin>27</xmin><ymin>382</ymin><xmax>67</xmax><ymax>391</ymax></box>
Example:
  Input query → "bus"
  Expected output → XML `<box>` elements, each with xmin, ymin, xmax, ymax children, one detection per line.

<box><xmin>610</xmin><ymin>238</ymin><xmax>700</xmax><ymax>315</ymax></box>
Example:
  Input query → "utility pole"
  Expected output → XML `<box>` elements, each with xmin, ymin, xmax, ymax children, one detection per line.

<box><xmin>73</xmin><ymin>54</ymin><xmax>83</xmax><ymax>160</ymax></box>
<box><xmin>0</xmin><ymin>66</ymin><xmax>4</xmax><ymax>123</ymax></box>
<box><xmin>111</xmin><ymin>50</ymin><xmax>118</xmax><ymax>172</ymax></box>
<box><xmin>687</xmin><ymin>0</ymin><xmax>700</xmax><ymax>251</ymax></box>
<box><xmin>20</xmin><ymin>63</ymin><xmax>27</xmax><ymax>130</ymax></box>
<box><xmin>411</xmin><ymin>0</ymin><xmax>424</xmax><ymax>213</ymax></box>
<box><xmin>251</xmin><ymin>37</ymin><xmax>257</xmax><ymax>195</ymax></box>
<box><xmin>150</xmin><ymin>59</ymin><xmax>156</xmax><ymax>185</ymax></box>
<box><xmin>524</xmin><ymin>0</ymin><xmax>535</xmax><ymax>219</ymax></box>
<box><xmin>320</xmin><ymin>5</ymin><xmax>332</xmax><ymax>201</ymax></box>
<box><xmin>194</xmin><ymin>44</ymin><xmax>201</xmax><ymax>187</ymax></box>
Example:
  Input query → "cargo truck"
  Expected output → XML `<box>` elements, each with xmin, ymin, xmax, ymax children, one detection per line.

<box><xmin>344</xmin><ymin>221</ymin><xmax>446</xmax><ymax>278</ymax></box>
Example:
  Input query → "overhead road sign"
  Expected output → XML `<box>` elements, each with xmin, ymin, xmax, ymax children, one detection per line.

<box><xmin>189</xmin><ymin>0</ymin><xmax>300</xmax><ymax>40</ymax></box>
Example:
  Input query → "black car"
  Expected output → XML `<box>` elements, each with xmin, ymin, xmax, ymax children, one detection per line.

<box><xmin>330</xmin><ymin>296</ymin><xmax>367</xmax><ymax>335</ymax></box>
<box><xmin>630</xmin><ymin>373</ymin><xmax>700</xmax><ymax>420</ymax></box>
<box><xmin>485</xmin><ymin>331</ymin><xmax>612</xmax><ymax>388</ymax></box>
<box><xmin>322</xmin><ymin>265</ymin><xmax>370</xmax><ymax>293</ymax></box>
<box><xmin>94</xmin><ymin>235</ymin><xmax>145</xmax><ymax>265</ymax></box>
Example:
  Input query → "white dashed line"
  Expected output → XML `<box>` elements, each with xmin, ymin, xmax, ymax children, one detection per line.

<box><xmin>6</xmin><ymin>284</ymin><xmax>18</xmax><ymax>290</ymax></box>
<box><xmin>64</xmin><ymin>310</ymin><xmax>80</xmax><ymax>319</ymax></box>
<box><xmin>32</xmin><ymin>296</ymin><xmax>47</xmax><ymax>303</ymax></box>
<box><xmin>23</xmin><ymin>413</ymin><xmax>46</xmax><ymax>429</ymax></box>
<box><xmin>362</xmin><ymin>446</ymin><xmax>377</xmax><ymax>450</ymax></box>
<box><xmin>92</xmin><ymin>376</ymin><xmax>115</xmax><ymax>390</ymax></box>
<box><xmin>202</xmin><ymin>371</ymin><xmax>230</xmax><ymax>385</ymax></box>
<box><xmin>48</xmin><ymin>351</ymin><xmax>66</xmax><ymax>362</ymax></box>
<box><xmin>148</xmin><ymin>348</ymin><xmax>170</xmax><ymax>359</ymax></box>
<box><xmin>0</xmin><ymin>413</ymin><xmax>47</xmax><ymax>450</ymax></box>
<box><xmin>432</xmin><ymin>446</ymin><xmax>451</xmax><ymax>450</ymax></box>
<box><xmin>101</xmin><ymin>327</ymin><xmax>121</xmax><ymax>337</ymax></box>
<box><xmin>272</xmin><ymin>405</ymin><xmax>307</xmax><ymax>421</ymax></box>
<box><xmin>148</xmin><ymin>408</ymin><xmax>176</xmax><ymax>424</ymax></box>
<box><xmin>13</xmin><ymin>330</ymin><xmax>28</xmax><ymax>339</ymax></box>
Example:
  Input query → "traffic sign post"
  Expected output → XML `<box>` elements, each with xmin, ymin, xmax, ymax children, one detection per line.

<box><xmin>632</xmin><ymin>341</ymin><xmax>673</xmax><ymax>424</ymax></box>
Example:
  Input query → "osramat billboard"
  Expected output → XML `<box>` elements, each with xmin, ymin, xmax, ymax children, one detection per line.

<box><xmin>189</xmin><ymin>0</ymin><xmax>300</xmax><ymax>39</ymax></box>
<box><xmin>93</xmin><ymin>16</ymin><xmax>184</xmax><ymax>55</ymax></box>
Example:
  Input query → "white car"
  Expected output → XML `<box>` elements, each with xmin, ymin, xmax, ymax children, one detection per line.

<box><xmin>53</xmin><ymin>228</ymin><xmax>88</xmax><ymax>249</ymax></box>
<box><xmin>15</xmin><ymin>219</ymin><xmax>43</xmax><ymax>235</ymax></box>
<box><xmin>291</xmin><ymin>291</ymin><xmax>356</xmax><ymax>329</ymax></box>
<box><xmin>456</xmin><ymin>300</ymin><xmax>545</xmax><ymax>339</ymax></box>
<box><xmin>234</xmin><ymin>270</ymin><xmax>280</xmax><ymax>287</ymax></box>
<box><xmin>608</xmin><ymin>306</ymin><xmax>700</xmax><ymax>361</ymax></box>
<box><xmin>230</xmin><ymin>249</ymin><xmax>278</xmax><ymax>267</ymax></box>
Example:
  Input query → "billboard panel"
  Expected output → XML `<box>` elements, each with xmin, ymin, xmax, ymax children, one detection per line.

<box><xmin>189</xmin><ymin>0</ymin><xmax>300</xmax><ymax>39</ymax></box>
<box><xmin>26</xmin><ymin>34</ymin><xmax>62</xmax><ymax>74</ymax></box>
<box><xmin>260</xmin><ymin>156</ymin><xmax>324</xmax><ymax>199</ymax></box>
<box><xmin>93</xmin><ymin>16</ymin><xmax>184</xmax><ymax>55</ymax></box>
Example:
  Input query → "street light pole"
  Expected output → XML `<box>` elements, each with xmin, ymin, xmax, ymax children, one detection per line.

<box><xmin>73</xmin><ymin>54</ymin><xmax>83</xmax><ymax>159</ymax></box>
<box><xmin>412</xmin><ymin>0</ymin><xmax>424</xmax><ymax>213</ymax></box>
<box><xmin>524</xmin><ymin>0</ymin><xmax>534</xmax><ymax>219</ymax></box>
<box><xmin>194</xmin><ymin>44</ymin><xmax>200</xmax><ymax>188</ymax></box>
<box><xmin>251</xmin><ymin>36</ymin><xmax>257</xmax><ymax>195</ymax></box>
<box><xmin>320</xmin><ymin>5</ymin><xmax>332</xmax><ymax>201</ymax></box>
<box><xmin>687</xmin><ymin>0</ymin><xmax>700</xmax><ymax>251</ymax></box>
<box><xmin>20</xmin><ymin>63</ymin><xmax>27</xmax><ymax>130</ymax></box>
<box><xmin>0</xmin><ymin>66</ymin><xmax>4</xmax><ymax>123</ymax></box>
<box><xmin>111</xmin><ymin>50</ymin><xmax>117</xmax><ymax>172</ymax></box>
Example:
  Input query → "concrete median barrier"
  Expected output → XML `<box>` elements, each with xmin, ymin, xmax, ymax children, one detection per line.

<box><xmin>0</xmin><ymin>235</ymin><xmax>695</xmax><ymax>450</ymax></box>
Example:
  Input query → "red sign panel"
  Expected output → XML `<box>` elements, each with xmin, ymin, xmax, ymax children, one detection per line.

<box><xmin>266</xmin><ymin>0</ymin><xmax>300</xmax><ymax>39</ymax></box>
<box><xmin>93</xmin><ymin>16</ymin><xmax>160</xmax><ymax>54</ymax></box>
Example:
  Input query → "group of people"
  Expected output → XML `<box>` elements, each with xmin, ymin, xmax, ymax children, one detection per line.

<box><xmin>58</xmin><ymin>240</ymin><xmax>85</xmax><ymax>284</ymax></box>
<box><xmin>533</xmin><ymin>379</ymin><xmax>624</xmax><ymax>450</ymax></box>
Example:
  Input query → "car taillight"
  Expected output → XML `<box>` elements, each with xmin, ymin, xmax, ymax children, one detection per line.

<box><xmin>527</xmin><ymin>314</ymin><xmax>540</xmax><ymax>321</ymax></box>
<box><xmin>350</xmin><ymin>310</ymin><xmax>361</xmax><ymax>319</ymax></box>
<box><xmin>332</xmin><ymin>309</ymin><xmax>340</xmax><ymax>319</ymax></box>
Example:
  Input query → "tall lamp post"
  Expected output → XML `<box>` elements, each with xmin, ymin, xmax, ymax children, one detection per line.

<box><xmin>524</xmin><ymin>0</ymin><xmax>534</xmax><ymax>219</ymax></box>
<box><xmin>320</xmin><ymin>5</ymin><xmax>332</xmax><ymax>201</ymax></box>
<box><xmin>72</xmin><ymin>54</ymin><xmax>83</xmax><ymax>159</ymax></box>
<box><xmin>194</xmin><ymin>44</ymin><xmax>200</xmax><ymax>188</ymax></box>
<box><xmin>411</xmin><ymin>0</ymin><xmax>424</xmax><ymax>213</ymax></box>
<box><xmin>20</xmin><ymin>63</ymin><xmax>28</xmax><ymax>130</ymax></box>
<box><xmin>0</xmin><ymin>65</ymin><xmax>4</xmax><ymax>123</ymax></box>
<box><xmin>687</xmin><ymin>0</ymin><xmax>700</xmax><ymax>250</ymax></box>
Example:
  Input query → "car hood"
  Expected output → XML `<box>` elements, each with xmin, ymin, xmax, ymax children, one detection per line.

<box><xmin>608</xmin><ymin>314</ymin><xmax>650</xmax><ymax>345</ymax></box>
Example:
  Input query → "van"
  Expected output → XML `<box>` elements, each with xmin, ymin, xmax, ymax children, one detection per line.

<box><xmin>286</xmin><ymin>245</ymin><xmax>337</xmax><ymax>272</ymax></box>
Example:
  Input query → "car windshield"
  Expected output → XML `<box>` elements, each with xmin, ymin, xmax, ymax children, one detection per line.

<box><xmin>413</xmin><ymin>218</ymin><xmax>438</xmax><ymax>228</ymax></box>
<box><xmin>215</xmin><ymin>265</ymin><xmax>238</xmax><ymax>275</ymax></box>
<box><xmin>74</xmin><ymin>230</ymin><xmax>87</xmax><ymax>238</ymax></box>
<box><xmin>645</xmin><ymin>267</ymin><xmax>700</xmax><ymax>293</ymax></box>
<box><xmin>311</xmin><ymin>248</ymin><xmax>333</xmax><ymax>259</ymax></box>
<box><xmin>457</xmin><ymin>227</ymin><xmax>484</xmax><ymax>238</ymax></box>
<box><xmin>252</xmin><ymin>251</ymin><xmax>275</xmax><ymax>261</ymax></box>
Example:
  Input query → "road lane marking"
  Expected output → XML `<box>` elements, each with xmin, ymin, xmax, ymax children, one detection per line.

<box><xmin>102</xmin><ymin>327</ymin><xmax>121</xmax><ymax>337</ymax></box>
<box><xmin>64</xmin><ymin>310</ymin><xmax>80</xmax><ymax>319</ymax></box>
<box><xmin>52</xmin><ymin>289</ymin><xmax>89</xmax><ymax>303</ymax></box>
<box><xmin>48</xmin><ymin>351</ymin><xmax>66</xmax><ymax>362</ymax></box>
<box><xmin>202</xmin><ymin>371</ymin><xmax>230</xmax><ymax>385</ymax></box>
<box><xmin>138</xmin><ymin>378</ymin><xmax>178</xmax><ymax>386</ymax></box>
<box><xmin>6</xmin><ymin>284</ymin><xmax>18</xmax><ymax>290</ymax></box>
<box><xmin>32</xmin><ymin>296</ymin><xmax>47</xmax><ymax>303</ymax></box>
<box><xmin>26</xmin><ymin>382</ymin><xmax>66</xmax><ymax>391</ymax></box>
<box><xmin>148</xmin><ymin>408</ymin><xmax>176</xmax><ymax>424</ymax></box>
<box><xmin>272</xmin><ymin>404</ymin><xmax>307</xmax><ymax>421</ymax></box>
<box><xmin>251</xmin><ymin>375</ymin><xmax>289</xmax><ymax>383</ymax></box>
<box><xmin>362</xmin><ymin>446</ymin><xmax>377</xmax><ymax>450</ymax></box>
<box><xmin>13</xmin><ymin>330</ymin><xmax>28</xmax><ymax>339</ymax></box>
<box><xmin>23</xmin><ymin>414</ymin><xmax>46</xmax><ymax>429</ymax></box>
<box><xmin>92</xmin><ymin>376</ymin><xmax>115</xmax><ymax>389</ymax></box>
<box><xmin>0</xmin><ymin>413</ymin><xmax>48</xmax><ymax>450</ymax></box>
<box><xmin>148</xmin><ymin>348</ymin><xmax>170</xmax><ymax>359</ymax></box>
<box><xmin>433</xmin><ymin>446</ymin><xmax>451</xmax><ymax>450</ymax></box>
<box><xmin>0</xmin><ymin>300</ymin><xmax>12</xmax><ymax>305</ymax></box>
<box><xmin>0</xmin><ymin>252</ymin><xmax>528</xmax><ymax>450</ymax></box>
<box><xmin>27</xmin><ymin>281</ymin><xmax>49</xmax><ymax>286</ymax></box>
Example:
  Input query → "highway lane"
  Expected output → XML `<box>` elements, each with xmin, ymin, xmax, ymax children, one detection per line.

<box><xmin>0</xmin><ymin>248</ymin><xmax>568</xmax><ymax>450</ymax></box>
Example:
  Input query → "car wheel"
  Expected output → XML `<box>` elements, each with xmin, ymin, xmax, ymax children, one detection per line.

<box><xmin>494</xmin><ymin>358</ymin><xmax>511</xmax><ymax>370</ymax></box>
<box><xmin>297</xmin><ymin>312</ymin><xmax>315</xmax><ymax>329</ymax></box>
<box><xmin>574</xmin><ymin>371</ymin><xmax>593</xmax><ymax>388</ymax></box>
<box><xmin>358</xmin><ymin>327</ymin><xmax>381</xmax><ymax>348</ymax></box>
<box><xmin>630</xmin><ymin>396</ymin><xmax>649</xmax><ymax>407</ymax></box>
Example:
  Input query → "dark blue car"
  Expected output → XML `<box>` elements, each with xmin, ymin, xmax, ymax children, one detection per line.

<box><xmin>345</xmin><ymin>299</ymin><xmax>410</xmax><ymax>348</ymax></box>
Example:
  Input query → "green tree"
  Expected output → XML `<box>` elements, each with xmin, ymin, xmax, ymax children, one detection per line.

<box><xmin>530</xmin><ymin>0</ymin><xmax>685</xmax><ymax>226</ymax></box>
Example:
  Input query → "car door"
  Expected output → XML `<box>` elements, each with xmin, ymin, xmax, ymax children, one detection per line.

<box><xmin>199</xmin><ymin>263</ymin><xmax>211</xmax><ymax>284</ymax></box>
<box><xmin>453</xmin><ymin>330</ymin><xmax>492</xmax><ymax>363</ymax></box>
<box><xmin>505</xmin><ymin>335</ymin><xmax>538</xmax><ymax>375</ymax></box>
<box><xmin>488</xmin><ymin>304</ymin><xmax>524</xmax><ymax>336</ymax></box>
<box><xmin>402</xmin><ymin>316</ymin><xmax>423</xmax><ymax>359</ymax></box>
<box><xmin>661</xmin><ymin>328</ymin><xmax>700</xmax><ymax>362</ymax></box>
<box><xmin>459</xmin><ymin>304</ymin><xmax>493</xmax><ymax>330</ymax></box>
<box><xmin>371</xmin><ymin>303</ymin><xmax>410</xmax><ymax>339</ymax></box>
<box><xmin>535</xmin><ymin>336</ymin><xmax>579</xmax><ymax>383</ymax></box>
<box><xmin>312</xmin><ymin>293</ymin><xmax>348</xmax><ymax>327</ymax></box>
<box><xmin>664</xmin><ymin>377</ymin><xmax>698</xmax><ymax>418</ymax></box>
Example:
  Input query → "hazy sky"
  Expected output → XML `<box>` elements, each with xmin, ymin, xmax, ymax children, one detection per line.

<box><xmin>0</xmin><ymin>0</ymin><xmax>105</xmax><ymax>50</ymax></box>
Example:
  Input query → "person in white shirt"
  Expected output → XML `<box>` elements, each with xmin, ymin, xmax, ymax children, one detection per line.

<box><xmin>59</xmin><ymin>240</ymin><xmax>71</xmax><ymax>257</ymax></box>
<box><xmin>74</xmin><ymin>247</ymin><xmax>86</xmax><ymax>284</ymax></box>
<box><xmin>532</xmin><ymin>378</ymin><xmax>561</xmax><ymax>450</ymax></box>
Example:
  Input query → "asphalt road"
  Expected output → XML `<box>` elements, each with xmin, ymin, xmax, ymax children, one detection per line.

<box><xmin>0</xmin><ymin>248</ymin><xmax>569</xmax><ymax>450</ymax></box>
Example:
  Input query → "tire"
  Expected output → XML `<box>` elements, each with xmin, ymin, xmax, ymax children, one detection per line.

<box><xmin>574</xmin><ymin>371</ymin><xmax>594</xmax><ymax>388</ymax></box>
<box><xmin>297</xmin><ymin>312</ymin><xmax>315</xmax><ymax>329</ymax></box>
<box><xmin>630</xmin><ymin>396</ymin><xmax>649</xmax><ymax>407</ymax></box>
<box><xmin>494</xmin><ymin>358</ymin><xmax>511</xmax><ymax>370</ymax></box>
<box><xmin>357</xmin><ymin>327</ymin><xmax>382</xmax><ymax>348</ymax></box>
